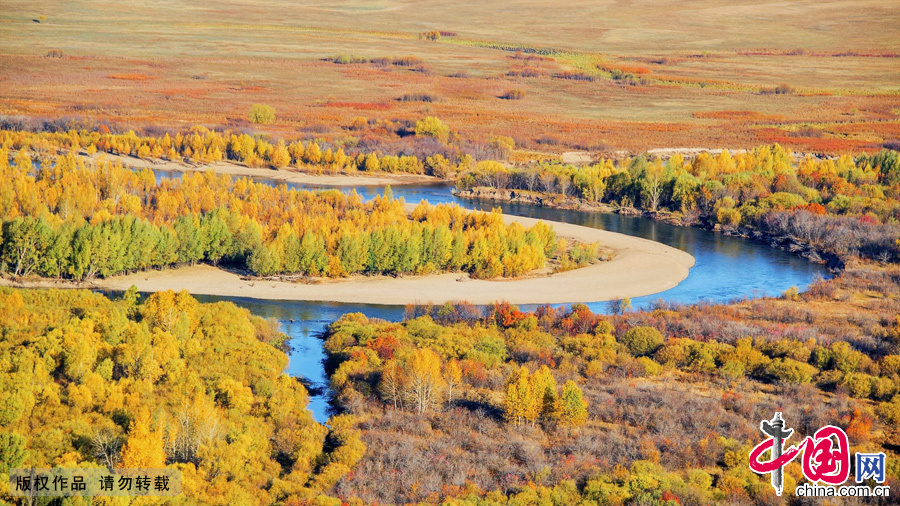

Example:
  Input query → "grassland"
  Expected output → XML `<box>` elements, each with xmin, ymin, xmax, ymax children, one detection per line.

<box><xmin>1</xmin><ymin>0</ymin><xmax>898</xmax><ymax>153</ymax></box>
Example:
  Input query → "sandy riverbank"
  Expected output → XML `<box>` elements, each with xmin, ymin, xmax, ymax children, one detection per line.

<box><xmin>89</xmin><ymin>152</ymin><xmax>443</xmax><ymax>187</ymax></box>
<box><xmin>2</xmin><ymin>210</ymin><xmax>695</xmax><ymax>305</ymax></box>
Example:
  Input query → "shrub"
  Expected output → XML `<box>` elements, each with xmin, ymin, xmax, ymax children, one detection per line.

<box><xmin>775</xmin><ymin>84</ymin><xmax>793</xmax><ymax>94</ymax></box>
<box><xmin>717</xmin><ymin>207</ymin><xmax>741</xmax><ymax>227</ymax></box>
<box><xmin>329</xmin><ymin>54</ymin><xmax>368</xmax><ymax>64</ymax></box>
<box><xmin>620</xmin><ymin>326</ymin><xmax>664</xmax><ymax>357</ymax></box>
<box><xmin>418</xmin><ymin>30</ymin><xmax>441</xmax><ymax>41</ymax></box>
<box><xmin>500</xmin><ymin>89</ymin><xmax>526</xmax><ymax>100</ymax></box>
<box><xmin>248</xmin><ymin>103</ymin><xmax>275</xmax><ymax>125</ymax></box>
<box><xmin>397</xmin><ymin>93</ymin><xmax>438</xmax><ymax>103</ymax></box>
<box><xmin>840</xmin><ymin>372</ymin><xmax>874</xmax><ymax>398</ymax></box>
<box><xmin>876</xmin><ymin>397</ymin><xmax>900</xmax><ymax>425</ymax></box>
<box><xmin>637</xmin><ymin>356</ymin><xmax>662</xmax><ymax>376</ymax></box>
<box><xmin>765</xmin><ymin>358</ymin><xmax>818</xmax><ymax>385</ymax></box>
<box><xmin>414</xmin><ymin>116</ymin><xmax>450</xmax><ymax>143</ymax></box>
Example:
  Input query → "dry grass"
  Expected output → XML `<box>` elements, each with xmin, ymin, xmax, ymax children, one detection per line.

<box><xmin>1</xmin><ymin>0</ymin><xmax>898</xmax><ymax>153</ymax></box>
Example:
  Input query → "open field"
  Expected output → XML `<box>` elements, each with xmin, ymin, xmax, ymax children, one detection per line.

<box><xmin>0</xmin><ymin>208</ymin><xmax>695</xmax><ymax>304</ymax></box>
<box><xmin>1</xmin><ymin>0</ymin><xmax>898</xmax><ymax>153</ymax></box>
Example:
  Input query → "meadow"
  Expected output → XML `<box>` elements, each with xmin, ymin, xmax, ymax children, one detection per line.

<box><xmin>1</xmin><ymin>0</ymin><xmax>898</xmax><ymax>153</ymax></box>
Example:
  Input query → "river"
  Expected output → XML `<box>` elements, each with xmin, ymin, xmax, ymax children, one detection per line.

<box><xmin>153</xmin><ymin>170</ymin><xmax>830</xmax><ymax>422</ymax></box>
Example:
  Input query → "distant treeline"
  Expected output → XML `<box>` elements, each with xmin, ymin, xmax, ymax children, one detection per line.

<box><xmin>0</xmin><ymin>125</ymin><xmax>470</xmax><ymax>177</ymax></box>
<box><xmin>0</xmin><ymin>150</ymin><xmax>575</xmax><ymax>280</ymax></box>
<box><xmin>458</xmin><ymin>146</ymin><xmax>900</xmax><ymax>261</ymax></box>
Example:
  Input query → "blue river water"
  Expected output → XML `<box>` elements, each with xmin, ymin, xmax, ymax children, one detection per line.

<box><xmin>153</xmin><ymin>169</ymin><xmax>829</xmax><ymax>421</ymax></box>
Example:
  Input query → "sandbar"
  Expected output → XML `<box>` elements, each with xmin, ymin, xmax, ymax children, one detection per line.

<box><xmin>2</xmin><ymin>211</ymin><xmax>695</xmax><ymax>305</ymax></box>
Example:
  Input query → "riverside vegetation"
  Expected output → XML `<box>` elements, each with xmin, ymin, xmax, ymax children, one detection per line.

<box><xmin>1</xmin><ymin>126</ymin><xmax>899</xmax><ymax>505</ymax></box>
<box><xmin>317</xmin><ymin>260</ymin><xmax>900</xmax><ymax>504</ymax></box>
<box><xmin>457</xmin><ymin>145</ymin><xmax>900</xmax><ymax>264</ymax></box>
<box><xmin>0</xmin><ymin>139</ymin><xmax>604</xmax><ymax>283</ymax></box>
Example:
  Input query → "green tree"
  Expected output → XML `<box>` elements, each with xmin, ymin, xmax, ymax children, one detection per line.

<box><xmin>200</xmin><ymin>211</ymin><xmax>232</xmax><ymax>265</ymax></box>
<box><xmin>248</xmin><ymin>243</ymin><xmax>279</xmax><ymax>276</ymax></box>
<box><xmin>556</xmin><ymin>380</ymin><xmax>588</xmax><ymax>426</ymax></box>
<box><xmin>0</xmin><ymin>431</ymin><xmax>26</xmax><ymax>474</ymax></box>
<box><xmin>337</xmin><ymin>232</ymin><xmax>369</xmax><ymax>274</ymax></box>
<box><xmin>2</xmin><ymin>216</ymin><xmax>51</xmax><ymax>276</ymax></box>
<box><xmin>174</xmin><ymin>215</ymin><xmax>204</xmax><ymax>264</ymax></box>
<box><xmin>297</xmin><ymin>232</ymin><xmax>328</xmax><ymax>275</ymax></box>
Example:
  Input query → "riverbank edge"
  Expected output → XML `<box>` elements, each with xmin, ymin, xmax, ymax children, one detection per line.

<box><xmin>454</xmin><ymin>187</ymin><xmax>845</xmax><ymax>271</ymax></box>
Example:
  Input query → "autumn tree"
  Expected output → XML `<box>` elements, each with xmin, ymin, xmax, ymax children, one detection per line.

<box><xmin>405</xmin><ymin>348</ymin><xmax>445</xmax><ymax>414</ymax></box>
<box><xmin>120</xmin><ymin>407</ymin><xmax>167</xmax><ymax>468</ymax></box>
<box><xmin>556</xmin><ymin>380</ymin><xmax>588</xmax><ymax>426</ymax></box>
<box><xmin>248</xmin><ymin>103</ymin><xmax>276</xmax><ymax>125</ymax></box>
<box><xmin>414</xmin><ymin>116</ymin><xmax>450</xmax><ymax>144</ymax></box>
<box><xmin>639</xmin><ymin>159</ymin><xmax>666</xmax><ymax>211</ymax></box>
<box><xmin>270</xmin><ymin>140</ymin><xmax>291</xmax><ymax>168</ymax></box>
<box><xmin>379</xmin><ymin>359</ymin><xmax>407</xmax><ymax>409</ymax></box>
<box><xmin>504</xmin><ymin>366</ymin><xmax>539</xmax><ymax>426</ymax></box>
<box><xmin>0</xmin><ymin>431</ymin><xmax>26</xmax><ymax>474</ymax></box>
<box><xmin>530</xmin><ymin>365</ymin><xmax>558</xmax><ymax>420</ymax></box>
<box><xmin>444</xmin><ymin>359</ymin><xmax>462</xmax><ymax>405</ymax></box>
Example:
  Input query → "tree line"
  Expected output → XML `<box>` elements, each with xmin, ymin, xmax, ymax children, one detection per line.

<box><xmin>0</xmin><ymin>149</ymin><xmax>581</xmax><ymax>280</ymax></box>
<box><xmin>459</xmin><ymin>145</ymin><xmax>900</xmax><ymax>261</ymax></box>
<box><xmin>0</xmin><ymin>123</ymin><xmax>469</xmax><ymax>177</ymax></box>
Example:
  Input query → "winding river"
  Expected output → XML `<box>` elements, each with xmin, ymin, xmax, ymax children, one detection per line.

<box><xmin>154</xmin><ymin>170</ymin><xmax>829</xmax><ymax>422</ymax></box>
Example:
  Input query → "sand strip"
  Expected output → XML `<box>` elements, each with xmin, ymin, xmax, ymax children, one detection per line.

<box><xmin>2</xmin><ymin>211</ymin><xmax>694</xmax><ymax>305</ymax></box>
<box><xmin>89</xmin><ymin>152</ymin><xmax>443</xmax><ymax>187</ymax></box>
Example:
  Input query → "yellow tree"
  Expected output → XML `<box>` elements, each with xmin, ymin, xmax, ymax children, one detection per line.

<box><xmin>121</xmin><ymin>407</ymin><xmax>167</xmax><ymax>468</ymax></box>
<box><xmin>405</xmin><ymin>348</ymin><xmax>445</xmax><ymax>414</ymax></box>
<box><xmin>530</xmin><ymin>365</ymin><xmax>558</xmax><ymax>420</ymax></box>
<box><xmin>270</xmin><ymin>140</ymin><xmax>290</xmax><ymax>168</ymax></box>
<box><xmin>504</xmin><ymin>366</ymin><xmax>539</xmax><ymax>427</ymax></box>
<box><xmin>444</xmin><ymin>359</ymin><xmax>462</xmax><ymax>405</ymax></box>
<box><xmin>304</xmin><ymin>142</ymin><xmax>322</xmax><ymax>164</ymax></box>
<box><xmin>640</xmin><ymin>159</ymin><xmax>666</xmax><ymax>211</ymax></box>
<box><xmin>379</xmin><ymin>359</ymin><xmax>407</xmax><ymax>409</ymax></box>
<box><xmin>363</xmin><ymin>153</ymin><xmax>380</xmax><ymax>172</ymax></box>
